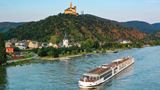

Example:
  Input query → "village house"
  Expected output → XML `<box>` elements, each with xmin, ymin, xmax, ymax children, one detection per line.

<box><xmin>6</xmin><ymin>47</ymin><xmax>14</xmax><ymax>54</ymax></box>
<box><xmin>5</xmin><ymin>40</ymin><xmax>14</xmax><ymax>54</ymax></box>
<box><xmin>5</xmin><ymin>41</ymin><xmax>13</xmax><ymax>48</ymax></box>
<box><xmin>48</xmin><ymin>42</ymin><xmax>53</xmax><ymax>47</ymax></box>
<box><xmin>119</xmin><ymin>40</ymin><xmax>132</xmax><ymax>44</ymax></box>
<box><xmin>28</xmin><ymin>41</ymin><xmax>39</xmax><ymax>49</ymax></box>
<box><xmin>15</xmin><ymin>41</ymin><xmax>28</xmax><ymax>50</ymax></box>
<box><xmin>53</xmin><ymin>44</ymin><xmax>59</xmax><ymax>48</ymax></box>
<box><xmin>48</xmin><ymin>42</ymin><xmax>60</xmax><ymax>48</ymax></box>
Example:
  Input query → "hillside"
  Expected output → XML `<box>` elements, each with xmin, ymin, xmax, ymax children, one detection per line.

<box><xmin>0</xmin><ymin>22</ymin><xmax>24</xmax><ymax>32</ymax></box>
<box><xmin>5</xmin><ymin>14</ymin><xmax>147</xmax><ymax>43</ymax></box>
<box><xmin>154</xmin><ymin>30</ymin><xmax>160</xmax><ymax>38</ymax></box>
<box><xmin>122</xmin><ymin>21</ymin><xmax>160</xmax><ymax>33</ymax></box>
<box><xmin>153</xmin><ymin>23</ymin><xmax>160</xmax><ymax>31</ymax></box>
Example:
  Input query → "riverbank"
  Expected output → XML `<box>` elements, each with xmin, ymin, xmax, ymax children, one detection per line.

<box><xmin>39</xmin><ymin>54</ymin><xmax>83</xmax><ymax>61</ymax></box>
<box><xmin>2</xmin><ymin>46</ymin><xmax>153</xmax><ymax>66</ymax></box>
<box><xmin>3</xmin><ymin>48</ymin><xmax>125</xmax><ymax>66</ymax></box>
<box><xmin>4</xmin><ymin>53</ymin><xmax>38</xmax><ymax>65</ymax></box>
<box><xmin>7</xmin><ymin>54</ymin><xmax>38</xmax><ymax>63</ymax></box>
<box><xmin>38</xmin><ymin>49</ymin><xmax>124</xmax><ymax>61</ymax></box>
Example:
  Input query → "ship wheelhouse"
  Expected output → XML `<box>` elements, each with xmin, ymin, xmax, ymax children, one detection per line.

<box><xmin>80</xmin><ymin>73</ymin><xmax>100</xmax><ymax>82</ymax></box>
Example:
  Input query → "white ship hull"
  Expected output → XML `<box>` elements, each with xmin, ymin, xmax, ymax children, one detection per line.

<box><xmin>79</xmin><ymin>57</ymin><xmax>135</xmax><ymax>88</ymax></box>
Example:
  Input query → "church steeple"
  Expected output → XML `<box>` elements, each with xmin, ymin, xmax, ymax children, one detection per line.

<box><xmin>64</xmin><ymin>31</ymin><xmax>67</xmax><ymax>39</ymax></box>
<box><xmin>63</xmin><ymin>32</ymin><xmax>69</xmax><ymax>47</ymax></box>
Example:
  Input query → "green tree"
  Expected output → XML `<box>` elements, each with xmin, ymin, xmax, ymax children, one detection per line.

<box><xmin>93</xmin><ymin>41</ymin><xmax>100</xmax><ymax>49</ymax></box>
<box><xmin>52</xmin><ymin>48</ymin><xmax>60</xmax><ymax>58</ymax></box>
<box><xmin>47</xmin><ymin>48</ymin><xmax>60</xmax><ymax>58</ymax></box>
<box><xmin>14</xmin><ymin>47</ymin><xmax>20</xmax><ymax>52</ymax></box>
<box><xmin>50</xmin><ymin>35</ymin><xmax>61</xmax><ymax>44</ymax></box>
<box><xmin>37</xmin><ymin>48</ymin><xmax>48</xmax><ymax>57</ymax></box>
<box><xmin>81</xmin><ymin>39</ymin><xmax>94</xmax><ymax>48</ymax></box>
<box><xmin>0</xmin><ymin>33</ymin><xmax>7</xmax><ymax>65</ymax></box>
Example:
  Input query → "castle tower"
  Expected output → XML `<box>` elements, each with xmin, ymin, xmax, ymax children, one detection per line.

<box><xmin>64</xmin><ymin>2</ymin><xmax>78</xmax><ymax>16</ymax></box>
<box><xmin>70</xmin><ymin>2</ymin><xmax>72</xmax><ymax>9</ymax></box>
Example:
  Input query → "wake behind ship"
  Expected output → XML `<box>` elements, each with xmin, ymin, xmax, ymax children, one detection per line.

<box><xmin>79</xmin><ymin>56</ymin><xmax>135</xmax><ymax>88</ymax></box>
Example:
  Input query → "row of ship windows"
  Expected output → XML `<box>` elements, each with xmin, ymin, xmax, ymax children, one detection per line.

<box><xmin>119</xmin><ymin>60</ymin><xmax>131</xmax><ymax>69</ymax></box>
<box><xmin>83</xmin><ymin>76</ymin><xmax>99</xmax><ymax>81</ymax></box>
<box><xmin>104</xmin><ymin>72</ymin><xmax>112</xmax><ymax>80</ymax></box>
<box><xmin>100</xmin><ymin>70</ymin><xmax>112</xmax><ymax>79</ymax></box>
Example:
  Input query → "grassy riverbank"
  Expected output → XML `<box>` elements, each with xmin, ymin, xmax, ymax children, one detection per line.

<box><xmin>3</xmin><ymin>52</ymin><xmax>38</xmax><ymax>66</ymax></box>
<box><xmin>7</xmin><ymin>53</ymin><xmax>38</xmax><ymax>64</ymax></box>
<box><xmin>38</xmin><ymin>49</ymin><xmax>124</xmax><ymax>61</ymax></box>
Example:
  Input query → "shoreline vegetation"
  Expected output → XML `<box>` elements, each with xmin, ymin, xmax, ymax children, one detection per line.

<box><xmin>38</xmin><ymin>48</ymin><xmax>127</xmax><ymax>61</ymax></box>
<box><xmin>3</xmin><ymin>48</ymin><xmax>123</xmax><ymax>66</ymax></box>
<box><xmin>34</xmin><ymin>41</ymin><xmax>158</xmax><ymax>61</ymax></box>
<box><xmin>0</xmin><ymin>33</ymin><xmax>7</xmax><ymax>65</ymax></box>
<box><xmin>33</xmin><ymin>40</ymin><xmax>160</xmax><ymax>61</ymax></box>
<box><xmin>4</xmin><ymin>48</ymin><xmax>125</xmax><ymax>66</ymax></box>
<box><xmin>2</xmin><ymin>45</ymin><xmax>159</xmax><ymax>66</ymax></box>
<box><xmin>3</xmin><ymin>40</ymin><xmax>160</xmax><ymax>65</ymax></box>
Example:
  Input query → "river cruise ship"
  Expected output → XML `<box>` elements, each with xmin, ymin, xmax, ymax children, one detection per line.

<box><xmin>79</xmin><ymin>56</ymin><xmax>135</xmax><ymax>88</ymax></box>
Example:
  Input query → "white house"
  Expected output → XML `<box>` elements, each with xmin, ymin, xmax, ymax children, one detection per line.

<box><xmin>5</xmin><ymin>41</ymin><xmax>13</xmax><ymax>48</ymax></box>
<box><xmin>53</xmin><ymin>44</ymin><xmax>59</xmax><ymax>48</ymax></box>
<box><xmin>120</xmin><ymin>40</ymin><xmax>132</xmax><ymax>44</ymax></box>
<box><xmin>48</xmin><ymin>42</ymin><xmax>53</xmax><ymax>47</ymax></box>
<box><xmin>15</xmin><ymin>41</ymin><xmax>28</xmax><ymax>50</ymax></box>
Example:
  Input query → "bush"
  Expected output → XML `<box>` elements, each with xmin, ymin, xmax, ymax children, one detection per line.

<box><xmin>37</xmin><ymin>48</ymin><xmax>48</xmax><ymax>57</ymax></box>
<box><xmin>0</xmin><ymin>33</ymin><xmax>7</xmax><ymax>64</ymax></box>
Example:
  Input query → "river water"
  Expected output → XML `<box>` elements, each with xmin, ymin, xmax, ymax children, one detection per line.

<box><xmin>0</xmin><ymin>46</ymin><xmax>160</xmax><ymax>90</ymax></box>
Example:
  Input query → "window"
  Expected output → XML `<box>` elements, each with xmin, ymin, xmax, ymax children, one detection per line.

<box><xmin>100</xmin><ymin>70</ymin><xmax>112</xmax><ymax>79</ymax></box>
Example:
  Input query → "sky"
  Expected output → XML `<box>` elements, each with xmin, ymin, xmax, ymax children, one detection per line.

<box><xmin>0</xmin><ymin>0</ymin><xmax>160</xmax><ymax>23</ymax></box>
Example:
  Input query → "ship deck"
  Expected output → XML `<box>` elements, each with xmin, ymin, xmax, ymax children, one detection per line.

<box><xmin>86</xmin><ymin>57</ymin><xmax>131</xmax><ymax>75</ymax></box>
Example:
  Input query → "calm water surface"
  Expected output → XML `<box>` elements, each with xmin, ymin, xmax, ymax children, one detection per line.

<box><xmin>0</xmin><ymin>46</ymin><xmax>160</xmax><ymax>90</ymax></box>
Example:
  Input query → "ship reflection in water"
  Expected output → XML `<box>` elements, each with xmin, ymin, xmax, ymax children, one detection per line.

<box><xmin>79</xmin><ymin>65</ymin><xmax>134</xmax><ymax>90</ymax></box>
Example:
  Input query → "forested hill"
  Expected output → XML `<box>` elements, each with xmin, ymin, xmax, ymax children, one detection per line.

<box><xmin>0</xmin><ymin>22</ymin><xmax>24</xmax><ymax>32</ymax></box>
<box><xmin>122</xmin><ymin>21</ymin><xmax>160</xmax><ymax>33</ymax></box>
<box><xmin>5</xmin><ymin>14</ymin><xmax>147</xmax><ymax>42</ymax></box>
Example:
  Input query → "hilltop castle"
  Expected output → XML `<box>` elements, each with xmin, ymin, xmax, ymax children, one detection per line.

<box><xmin>64</xmin><ymin>2</ymin><xmax>78</xmax><ymax>16</ymax></box>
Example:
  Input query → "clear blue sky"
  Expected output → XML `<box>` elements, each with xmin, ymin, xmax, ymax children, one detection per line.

<box><xmin>0</xmin><ymin>0</ymin><xmax>160</xmax><ymax>23</ymax></box>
